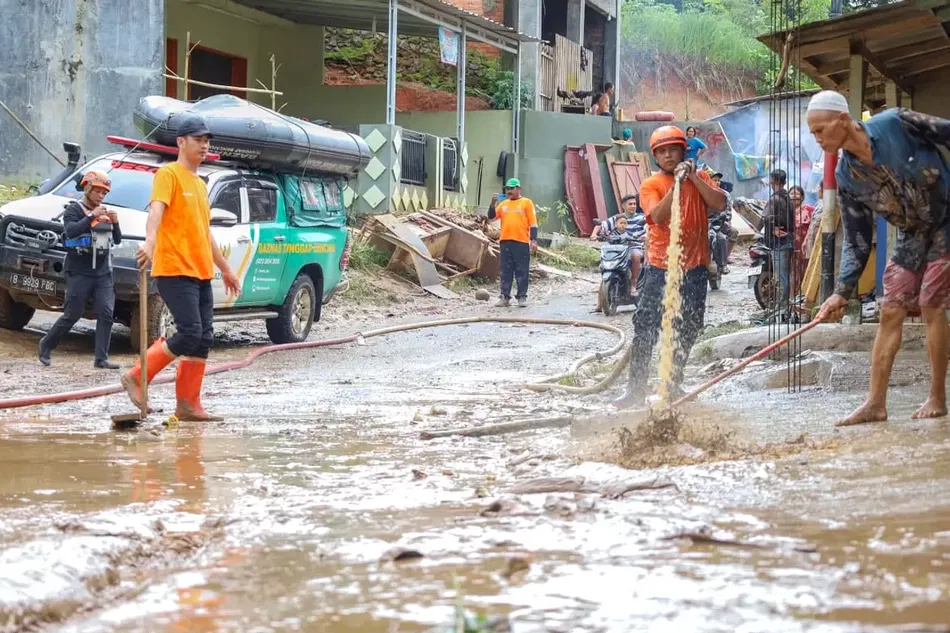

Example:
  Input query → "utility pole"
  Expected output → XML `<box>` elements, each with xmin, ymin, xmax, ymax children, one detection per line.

<box><xmin>830</xmin><ymin>0</ymin><xmax>843</xmax><ymax>17</ymax></box>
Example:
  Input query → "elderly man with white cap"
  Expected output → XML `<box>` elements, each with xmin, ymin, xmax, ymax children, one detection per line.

<box><xmin>808</xmin><ymin>90</ymin><xmax>950</xmax><ymax>426</ymax></box>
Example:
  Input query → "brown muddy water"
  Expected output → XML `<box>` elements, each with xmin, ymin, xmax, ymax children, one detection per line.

<box><xmin>2</xmin><ymin>297</ymin><xmax>949</xmax><ymax>632</ymax></box>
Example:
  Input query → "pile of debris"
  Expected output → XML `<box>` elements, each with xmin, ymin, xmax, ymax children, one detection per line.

<box><xmin>357</xmin><ymin>209</ymin><xmax>581</xmax><ymax>298</ymax></box>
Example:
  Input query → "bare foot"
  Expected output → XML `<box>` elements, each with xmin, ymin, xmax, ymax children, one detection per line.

<box><xmin>911</xmin><ymin>397</ymin><xmax>948</xmax><ymax>420</ymax></box>
<box><xmin>835</xmin><ymin>401</ymin><xmax>888</xmax><ymax>427</ymax></box>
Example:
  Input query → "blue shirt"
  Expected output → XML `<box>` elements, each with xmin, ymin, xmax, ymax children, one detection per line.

<box><xmin>686</xmin><ymin>137</ymin><xmax>707</xmax><ymax>162</ymax></box>
<box><xmin>834</xmin><ymin>108</ymin><xmax>950</xmax><ymax>297</ymax></box>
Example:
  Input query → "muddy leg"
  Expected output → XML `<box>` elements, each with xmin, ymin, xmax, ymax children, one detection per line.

<box><xmin>669</xmin><ymin>267</ymin><xmax>708</xmax><ymax>395</ymax></box>
<box><xmin>836</xmin><ymin>305</ymin><xmax>906</xmax><ymax>427</ymax></box>
<box><xmin>614</xmin><ymin>267</ymin><xmax>664</xmax><ymax>408</ymax></box>
<box><xmin>912</xmin><ymin>307</ymin><xmax>949</xmax><ymax>419</ymax></box>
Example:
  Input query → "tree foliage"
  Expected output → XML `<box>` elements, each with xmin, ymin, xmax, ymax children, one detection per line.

<box><xmin>620</xmin><ymin>0</ymin><xmax>832</xmax><ymax>96</ymax></box>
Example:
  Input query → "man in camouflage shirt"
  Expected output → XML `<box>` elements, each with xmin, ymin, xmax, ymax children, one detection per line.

<box><xmin>809</xmin><ymin>90</ymin><xmax>950</xmax><ymax>426</ymax></box>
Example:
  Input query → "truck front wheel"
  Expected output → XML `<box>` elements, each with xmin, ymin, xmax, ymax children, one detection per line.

<box><xmin>266</xmin><ymin>274</ymin><xmax>316</xmax><ymax>345</ymax></box>
<box><xmin>0</xmin><ymin>288</ymin><xmax>35</xmax><ymax>331</ymax></box>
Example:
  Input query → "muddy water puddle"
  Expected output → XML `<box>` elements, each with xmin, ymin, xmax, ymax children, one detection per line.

<box><xmin>1</xmin><ymin>410</ymin><xmax>949</xmax><ymax>632</ymax></box>
<box><xmin>3</xmin><ymin>316</ymin><xmax>950</xmax><ymax>631</ymax></box>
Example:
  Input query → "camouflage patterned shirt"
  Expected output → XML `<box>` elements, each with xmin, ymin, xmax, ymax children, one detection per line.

<box><xmin>834</xmin><ymin>108</ymin><xmax>950</xmax><ymax>298</ymax></box>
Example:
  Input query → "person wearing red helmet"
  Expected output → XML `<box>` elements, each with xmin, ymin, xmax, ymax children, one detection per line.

<box><xmin>614</xmin><ymin>125</ymin><xmax>727</xmax><ymax>408</ymax></box>
<box><xmin>39</xmin><ymin>170</ymin><xmax>123</xmax><ymax>369</ymax></box>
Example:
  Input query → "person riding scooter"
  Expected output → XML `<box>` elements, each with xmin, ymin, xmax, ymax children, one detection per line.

<box><xmin>592</xmin><ymin>194</ymin><xmax>646</xmax><ymax>312</ymax></box>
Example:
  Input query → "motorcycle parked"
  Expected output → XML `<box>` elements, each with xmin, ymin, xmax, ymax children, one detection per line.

<box><xmin>748</xmin><ymin>231</ymin><xmax>776</xmax><ymax>310</ymax></box>
<box><xmin>707</xmin><ymin>213</ymin><xmax>727</xmax><ymax>291</ymax></box>
<box><xmin>597</xmin><ymin>231</ymin><xmax>643</xmax><ymax>317</ymax></box>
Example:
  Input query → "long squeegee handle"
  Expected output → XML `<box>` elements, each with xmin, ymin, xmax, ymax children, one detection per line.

<box><xmin>671</xmin><ymin>318</ymin><xmax>822</xmax><ymax>409</ymax></box>
<box><xmin>138</xmin><ymin>267</ymin><xmax>148</xmax><ymax>417</ymax></box>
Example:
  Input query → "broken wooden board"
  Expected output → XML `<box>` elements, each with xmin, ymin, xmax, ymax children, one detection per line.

<box><xmin>627</xmin><ymin>151</ymin><xmax>654</xmax><ymax>177</ymax></box>
<box><xmin>606</xmin><ymin>155</ymin><xmax>649</xmax><ymax>205</ymax></box>
<box><xmin>418</xmin><ymin>210</ymin><xmax>499</xmax><ymax>279</ymax></box>
<box><xmin>581</xmin><ymin>143</ymin><xmax>609</xmax><ymax>223</ymax></box>
<box><xmin>372</xmin><ymin>214</ymin><xmax>458</xmax><ymax>299</ymax></box>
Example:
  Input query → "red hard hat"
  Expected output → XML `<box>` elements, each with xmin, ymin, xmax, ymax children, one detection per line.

<box><xmin>649</xmin><ymin>126</ymin><xmax>687</xmax><ymax>153</ymax></box>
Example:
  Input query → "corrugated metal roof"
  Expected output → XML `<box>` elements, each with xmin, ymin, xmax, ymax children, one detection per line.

<box><xmin>230</xmin><ymin>0</ymin><xmax>538</xmax><ymax>45</ymax></box>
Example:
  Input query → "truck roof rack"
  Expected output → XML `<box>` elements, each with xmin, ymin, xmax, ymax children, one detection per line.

<box><xmin>106</xmin><ymin>136</ymin><xmax>221</xmax><ymax>162</ymax></box>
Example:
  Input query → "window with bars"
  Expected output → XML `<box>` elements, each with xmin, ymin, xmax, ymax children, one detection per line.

<box><xmin>443</xmin><ymin>138</ymin><xmax>459</xmax><ymax>192</ymax></box>
<box><xmin>400</xmin><ymin>130</ymin><xmax>427</xmax><ymax>186</ymax></box>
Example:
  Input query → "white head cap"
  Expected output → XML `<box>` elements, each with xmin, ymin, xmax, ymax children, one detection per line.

<box><xmin>807</xmin><ymin>90</ymin><xmax>850</xmax><ymax>114</ymax></box>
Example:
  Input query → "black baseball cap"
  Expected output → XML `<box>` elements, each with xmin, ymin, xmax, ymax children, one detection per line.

<box><xmin>174</xmin><ymin>112</ymin><xmax>213</xmax><ymax>139</ymax></box>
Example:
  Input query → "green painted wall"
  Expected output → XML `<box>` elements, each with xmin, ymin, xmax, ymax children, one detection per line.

<box><xmin>396</xmin><ymin>110</ymin><xmax>512</xmax><ymax>210</ymax></box>
<box><xmin>518</xmin><ymin>111</ymin><xmax>613</xmax><ymax>233</ymax></box>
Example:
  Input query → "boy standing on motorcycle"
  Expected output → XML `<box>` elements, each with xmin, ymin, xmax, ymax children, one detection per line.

<box><xmin>592</xmin><ymin>194</ymin><xmax>646</xmax><ymax>294</ymax></box>
<box><xmin>615</xmin><ymin>126</ymin><xmax>726</xmax><ymax>408</ymax></box>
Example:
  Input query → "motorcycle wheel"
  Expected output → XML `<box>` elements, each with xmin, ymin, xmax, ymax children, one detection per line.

<box><xmin>602</xmin><ymin>278</ymin><xmax>622</xmax><ymax>317</ymax></box>
<box><xmin>754</xmin><ymin>269</ymin><xmax>776</xmax><ymax>310</ymax></box>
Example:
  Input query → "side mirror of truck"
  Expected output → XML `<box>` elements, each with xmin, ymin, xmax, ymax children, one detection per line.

<box><xmin>210</xmin><ymin>208</ymin><xmax>238</xmax><ymax>227</ymax></box>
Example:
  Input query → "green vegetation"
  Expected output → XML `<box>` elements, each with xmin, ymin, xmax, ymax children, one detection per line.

<box><xmin>621</xmin><ymin>0</ymin><xmax>832</xmax><ymax>96</ymax></box>
<box><xmin>347</xmin><ymin>238</ymin><xmax>390</xmax><ymax>272</ymax></box>
<box><xmin>698</xmin><ymin>319</ymin><xmax>753</xmax><ymax>342</ymax></box>
<box><xmin>0</xmin><ymin>182</ymin><xmax>32</xmax><ymax>206</ymax></box>
<box><xmin>538</xmin><ymin>243</ymin><xmax>600</xmax><ymax>271</ymax></box>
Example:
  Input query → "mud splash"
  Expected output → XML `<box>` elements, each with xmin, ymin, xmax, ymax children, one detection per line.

<box><xmin>655</xmin><ymin>177</ymin><xmax>685</xmax><ymax>406</ymax></box>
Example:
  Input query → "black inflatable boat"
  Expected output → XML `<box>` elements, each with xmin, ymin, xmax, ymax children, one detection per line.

<box><xmin>133</xmin><ymin>94</ymin><xmax>371</xmax><ymax>176</ymax></box>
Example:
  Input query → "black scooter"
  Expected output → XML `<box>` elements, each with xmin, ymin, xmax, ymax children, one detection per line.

<box><xmin>748</xmin><ymin>231</ymin><xmax>775</xmax><ymax>310</ymax></box>
<box><xmin>596</xmin><ymin>224</ymin><xmax>644</xmax><ymax>316</ymax></box>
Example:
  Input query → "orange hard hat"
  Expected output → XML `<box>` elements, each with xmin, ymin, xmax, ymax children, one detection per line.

<box><xmin>649</xmin><ymin>126</ymin><xmax>687</xmax><ymax>153</ymax></box>
<box><xmin>80</xmin><ymin>170</ymin><xmax>112</xmax><ymax>192</ymax></box>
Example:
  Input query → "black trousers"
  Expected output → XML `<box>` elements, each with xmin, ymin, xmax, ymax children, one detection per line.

<box><xmin>157</xmin><ymin>276</ymin><xmax>214</xmax><ymax>359</ymax></box>
<box><xmin>499</xmin><ymin>240</ymin><xmax>531</xmax><ymax>300</ymax></box>
<box><xmin>43</xmin><ymin>272</ymin><xmax>115</xmax><ymax>362</ymax></box>
<box><xmin>629</xmin><ymin>265</ymin><xmax>708</xmax><ymax>392</ymax></box>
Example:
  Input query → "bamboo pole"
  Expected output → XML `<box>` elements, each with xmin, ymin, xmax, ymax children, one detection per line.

<box><xmin>168</xmin><ymin>71</ymin><xmax>284</xmax><ymax>96</ymax></box>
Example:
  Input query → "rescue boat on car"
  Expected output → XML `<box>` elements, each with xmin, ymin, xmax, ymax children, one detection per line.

<box><xmin>133</xmin><ymin>94</ymin><xmax>371</xmax><ymax>176</ymax></box>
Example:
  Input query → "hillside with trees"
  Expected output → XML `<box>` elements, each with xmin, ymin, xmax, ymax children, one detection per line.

<box><xmin>618</xmin><ymin>0</ymin><xmax>900</xmax><ymax>116</ymax></box>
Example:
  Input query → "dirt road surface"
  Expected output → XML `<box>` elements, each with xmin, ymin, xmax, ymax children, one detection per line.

<box><xmin>1</xmin><ymin>261</ymin><xmax>948</xmax><ymax>633</ymax></box>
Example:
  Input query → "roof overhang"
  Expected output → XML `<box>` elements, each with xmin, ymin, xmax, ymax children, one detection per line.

<box><xmin>758</xmin><ymin>0</ymin><xmax>950</xmax><ymax>108</ymax></box>
<box><xmin>226</xmin><ymin>0</ymin><xmax>539</xmax><ymax>54</ymax></box>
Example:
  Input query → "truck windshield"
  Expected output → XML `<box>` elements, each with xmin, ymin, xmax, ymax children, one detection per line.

<box><xmin>53</xmin><ymin>158</ymin><xmax>160</xmax><ymax>211</ymax></box>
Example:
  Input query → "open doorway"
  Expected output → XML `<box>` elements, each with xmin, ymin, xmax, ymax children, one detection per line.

<box><xmin>188</xmin><ymin>46</ymin><xmax>248</xmax><ymax>100</ymax></box>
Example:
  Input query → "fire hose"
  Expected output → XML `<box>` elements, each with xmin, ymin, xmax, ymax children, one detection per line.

<box><xmin>0</xmin><ymin>316</ymin><xmax>631</xmax><ymax>411</ymax></box>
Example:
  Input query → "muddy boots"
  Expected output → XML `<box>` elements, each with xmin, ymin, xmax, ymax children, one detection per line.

<box><xmin>175</xmin><ymin>358</ymin><xmax>223</xmax><ymax>422</ymax></box>
<box><xmin>121</xmin><ymin>339</ymin><xmax>176</xmax><ymax>412</ymax></box>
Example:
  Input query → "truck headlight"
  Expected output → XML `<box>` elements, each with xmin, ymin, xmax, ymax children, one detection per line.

<box><xmin>112</xmin><ymin>238</ymin><xmax>143</xmax><ymax>261</ymax></box>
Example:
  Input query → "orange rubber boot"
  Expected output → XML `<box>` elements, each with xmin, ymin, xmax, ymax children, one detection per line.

<box><xmin>121</xmin><ymin>338</ymin><xmax>175</xmax><ymax>410</ymax></box>
<box><xmin>175</xmin><ymin>358</ymin><xmax>224</xmax><ymax>422</ymax></box>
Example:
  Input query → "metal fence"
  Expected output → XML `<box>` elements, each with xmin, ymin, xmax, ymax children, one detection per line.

<box><xmin>400</xmin><ymin>130</ymin><xmax>427</xmax><ymax>186</ymax></box>
<box><xmin>442</xmin><ymin>138</ymin><xmax>459</xmax><ymax>191</ymax></box>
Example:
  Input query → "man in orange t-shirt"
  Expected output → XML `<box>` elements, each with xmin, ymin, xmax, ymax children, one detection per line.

<box><xmin>615</xmin><ymin>126</ymin><xmax>726</xmax><ymax>408</ymax></box>
<box><xmin>120</xmin><ymin>112</ymin><xmax>241</xmax><ymax>421</ymax></box>
<box><xmin>488</xmin><ymin>178</ymin><xmax>538</xmax><ymax>307</ymax></box>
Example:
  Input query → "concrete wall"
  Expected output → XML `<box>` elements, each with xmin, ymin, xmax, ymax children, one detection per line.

<box><xmin>166</xmin><ymin>1</ymin><xmax>386</xmax><ymax>127</ymax></box>
<box><xmin>910</xmin><ymin>78</ymin><xmax>950</xmax><ymax>120</ymax></box>
<box><xmin>395</xmin><ymin>109</ymin><xmax>613</xmax><ymax>221</ymax></box>
<box><xmin>519</xmin><ymin>110</ymin><xmax>612</xmax><ymax>222</ymax></box>
<box><xmin>397</xmin><ymin>110</ymin><xmax>513</xmax><ymax>209</ymax></box>
<box><xmin>625</xmin><ymin>120</ymin><xmax>749</xmax><ymax>197</ymax></box>
<box><xmin>0</xmin><ymin>0</ymin><xmax>164</xmax><ymax>178</ymax></box>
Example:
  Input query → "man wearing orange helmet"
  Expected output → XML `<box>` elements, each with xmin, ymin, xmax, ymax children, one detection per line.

<box><xmin>39</xmin><ymin>171</ymin><xmax>122</xmax><ymax>368</ymax></box>
<box><xmin>615</xmin><ymin>125</ymin><xmax>727</xmax><ymax>407</ymax></box>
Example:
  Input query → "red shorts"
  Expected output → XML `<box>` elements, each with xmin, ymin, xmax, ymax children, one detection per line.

<box><xmin>882</xmin><ymin>255</ymin><xmax>950</xmax><ymax>314</ymax></box>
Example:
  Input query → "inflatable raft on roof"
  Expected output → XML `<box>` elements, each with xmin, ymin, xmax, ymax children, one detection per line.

<box><xmin>133</xmin><ymin>94</ymin><xmax>371</xmax><ymax>177</ymax></box>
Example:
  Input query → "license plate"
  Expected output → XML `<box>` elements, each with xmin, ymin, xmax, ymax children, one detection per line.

<box><xmin>749</xmin><ymin>265</ymin><xmax>762</xmax><ymax>276</ymax></box>
<box><xmin>9</xmin><ymin>272</ymin><xmax>57</xmax><ymax>295</ymax></box>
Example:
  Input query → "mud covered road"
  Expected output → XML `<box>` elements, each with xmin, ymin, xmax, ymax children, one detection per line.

<box><xmin>1</xmin><ymin>264</ymin><xmax>949</xmax><ymax>632</ymax></box>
